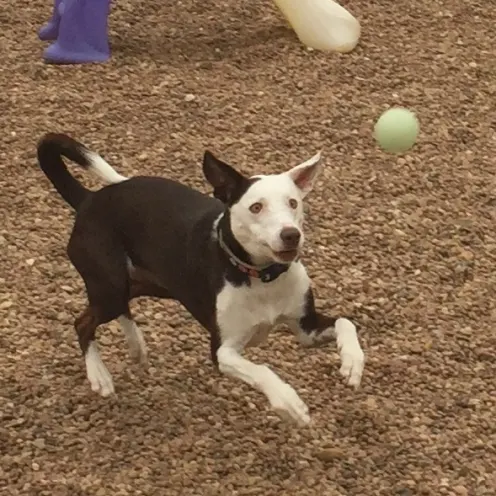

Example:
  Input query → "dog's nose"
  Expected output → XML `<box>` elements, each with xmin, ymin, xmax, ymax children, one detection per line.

<box><xmin>280</xmin><ymin>227</ymin><xmax>301</xmax><ymax>249</ymax></box>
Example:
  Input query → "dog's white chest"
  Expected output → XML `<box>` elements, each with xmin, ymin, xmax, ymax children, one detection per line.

<box><xmin>216</xmin><ymin>263</ymin><xmax>310</xmax><ymax>348</ymax></box>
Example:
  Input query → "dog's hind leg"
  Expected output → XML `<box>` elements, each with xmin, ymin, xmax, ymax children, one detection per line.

<box><xmin>121</xmin><ymin>278</ymin><xmax>176</xmax><ymax>365</ymax></box>
<box><xmin>117</xmin><ymin>314</ymin><xmax>148</xmax><ymax>365</ymax></box>
<box><xmin>68</xmin><ymin>224</ymin><xmax>132</xmax><ymax>397</ymax></box>
<box><xmin>75</xmin><ymin>306</ymin><xmax>116</xmax><ymax>396</ymax></box>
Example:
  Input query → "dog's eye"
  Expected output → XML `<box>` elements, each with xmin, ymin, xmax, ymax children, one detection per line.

<box><xmin>289</xmin><ymin>198</ymin><xmax>298</xmax><ymax>209</ymax></box>
<box><xmin>249</xmin><ymin>202</ymin><xmax>263</xmax><ymax>214</ymax></box>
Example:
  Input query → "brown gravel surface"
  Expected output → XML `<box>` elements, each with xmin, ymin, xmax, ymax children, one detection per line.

<box><xmin>2</xmin><ymin>0</ymin><xmax>496</xmax><ymax>495</ymax></box>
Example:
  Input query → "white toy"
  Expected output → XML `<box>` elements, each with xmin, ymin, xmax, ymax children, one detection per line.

<box><xmin>273</xmin><ymin>0</ymin><xmax>360</xmax><ymax>53</ymax></box>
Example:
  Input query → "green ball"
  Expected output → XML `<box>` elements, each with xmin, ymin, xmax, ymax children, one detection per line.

<box><xmin>374</xmin><ymin>107</ymin><xmax>419</xmax><ymax>153</ymax></box>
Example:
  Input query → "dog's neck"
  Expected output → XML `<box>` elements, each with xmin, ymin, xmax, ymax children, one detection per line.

<box><xmin>216</xmin><ymin>212</ymin><xmax>293</xmax><ymax>284</ymax></box>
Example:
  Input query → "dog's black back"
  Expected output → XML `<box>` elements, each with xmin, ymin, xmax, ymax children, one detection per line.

<box><xmin>74</xmin><ymin>177</ymin><xmax>226</xmax><ymax>327</ymax></box>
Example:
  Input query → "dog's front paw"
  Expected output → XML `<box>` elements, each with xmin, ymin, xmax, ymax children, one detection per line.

<box><xmin>335</xmin><ymin>318</ymin><xmax>365</xmax><ymax>388</ymax></box>
<box><xmin>339</xmin><ymin>344</ymin><xmax>364</xmax><ymax>388</ymax></box>
<box><xmin>267</xmin><ymin>382</ymin><xmax>311</xmax><ymax>426</ymax></box>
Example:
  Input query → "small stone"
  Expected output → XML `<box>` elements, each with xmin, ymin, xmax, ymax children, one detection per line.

<box><xmin>364</xmin><ymin>396</ymin><xmax>379</xmax><ymax>410</ymax></box>
<box><xmin>32</xmin><ymin>438</ymin><xmax>45</xmax><ymax>450</ymax></box>
<box><xmin>459</xmin><ymin>249</ymin><xmax>474</xmax><ymax>260</ymax></box>
<box><xmin>452</xmin><ymin>486</ymin><xmax>468</xmax><ymax>496</ymax></box>
<box><xmin>184</xmin><ymin>94</ymin><xmax>196</xmax><ymax>102</ymax></box>
<box><xmin>314</xmin><ymin>448</ymin><xmax>345</xmax><ymax>461</ymax></box>
<box><xmin>395</xmin><ymin>489</ymin><xmax>413</xmax><ymax>496</ymax></box>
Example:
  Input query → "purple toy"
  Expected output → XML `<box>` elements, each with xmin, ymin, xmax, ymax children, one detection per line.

<box><xmin>38</xmin><ymin>0</ymin><xmax>63</xmax><ymax>41</ymax></box>
<box><xmin>39</xmin><ymin>0</ymin><xmax>111</xmax><ymax>64</ymax></box>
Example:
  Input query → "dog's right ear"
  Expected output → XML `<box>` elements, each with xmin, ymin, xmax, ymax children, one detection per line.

<box><xmin>203</xmin><ymin>151</ymin><xmax>250</xmax><ymax>205</ymax></box>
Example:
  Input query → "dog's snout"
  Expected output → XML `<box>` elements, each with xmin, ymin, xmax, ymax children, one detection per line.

<box><xmin>280</xmin><ymin>227</ymin><xmax>301</xmax><ymax>249</ymax></box>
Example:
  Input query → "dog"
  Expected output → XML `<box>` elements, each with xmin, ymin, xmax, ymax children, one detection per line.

<box><xmin>37</xmin><ymin>133</ymin><xmax>365</xmax><ymax>426</ymax></box>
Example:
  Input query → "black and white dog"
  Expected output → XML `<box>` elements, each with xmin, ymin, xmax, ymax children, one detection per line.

<box><xmin>37</xmin><ymin>133</ymin><xmax>364</xmax><ymax>426</ymax></box>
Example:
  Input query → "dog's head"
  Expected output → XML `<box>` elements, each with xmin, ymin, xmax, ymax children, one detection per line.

<box><xmin>203</xmin><ymin>150</ymin><xmax>322</xmax><ymax>265</ymax></box>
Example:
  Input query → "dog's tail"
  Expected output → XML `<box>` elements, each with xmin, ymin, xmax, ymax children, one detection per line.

<box><xmin>37</xmin><ymin>133</ymin><xmax>128</xmax><ymax>210</ymax></box>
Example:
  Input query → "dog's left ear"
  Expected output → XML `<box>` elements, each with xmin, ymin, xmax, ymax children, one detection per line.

<box><xmin>285</xmin><ymin>151</ymin><xmax>322</xmax><ymax>198</ymax></box>
<box><xmin>203</xmin><ymin>151</ymin><xmax>250</xmax><ymax>205</ymax></box>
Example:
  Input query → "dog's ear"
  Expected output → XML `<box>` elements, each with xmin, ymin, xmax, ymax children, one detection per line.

<box><xmin>203</xmin><ymin>151</ymin><xmax>250</xmax><ymax>204</ymax></box>
<box><xmin>285</xmin><ymin>151</ymin><xmax>322</xmax><ymax>198</ymax></box>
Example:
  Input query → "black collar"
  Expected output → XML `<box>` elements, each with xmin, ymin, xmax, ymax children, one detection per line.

<box><xmin>217</xmin><ymin>226</ymin><xmax>293</xmax><ymax>283</ymax></box>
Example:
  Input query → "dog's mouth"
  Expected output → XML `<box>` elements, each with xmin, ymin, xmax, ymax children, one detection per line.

<box><xmin>272</xmin><ymin>249</ymin><xmax>299</xmax><ymax>263</ymax></box>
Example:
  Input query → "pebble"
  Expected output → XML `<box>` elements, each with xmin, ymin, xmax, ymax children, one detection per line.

<box><xmin>32</xmin><ymin>438</ymin><xmax>45</xmax><ymax>450</ymax></box>
<box><xmin>314</xmin><ymin>448</ymin><xmax>345</xmax><ymax>461</ymax></box>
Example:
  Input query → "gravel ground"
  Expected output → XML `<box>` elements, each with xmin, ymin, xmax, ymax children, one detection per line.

<box><xmin>1</xmin><ymin>0</ymin><xmax>495</xmax><ymax>495</ymax></box>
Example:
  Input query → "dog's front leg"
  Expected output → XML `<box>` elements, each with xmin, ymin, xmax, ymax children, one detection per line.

<box><xmin>216</xmin><ymin>344</ymin><xmax>311</xmax><ymax>426</ymax></box>
<box><xmin>287</xmin><ymin>289</ymin><xmax>365</xmax><ymax>388</ymax></box>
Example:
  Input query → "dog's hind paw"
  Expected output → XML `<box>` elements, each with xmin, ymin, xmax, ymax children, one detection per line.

<box><xmin>129</xmin><ymin>342</ymin><xmax>148</xmax><ymax>366</ymax></box>
<box><xmin>85</xmin><ymin>342</ymin><xmax>115</xmax><ymax>397</ymax></box>
<box><xmin>118</xmin><ymin>316</ymin><xmax>148</xmax><ymax>366</ymax></box>
<box><xmin>125</xmin><ymin>321</ymin><xmax>148</xmax><ymax>365</ymax></box>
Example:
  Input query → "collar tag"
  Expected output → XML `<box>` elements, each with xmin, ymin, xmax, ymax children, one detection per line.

<box><xmin>259</xmin><ymin>264</ymin><xmax>290</xmax><ymax>283</ymax></box>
